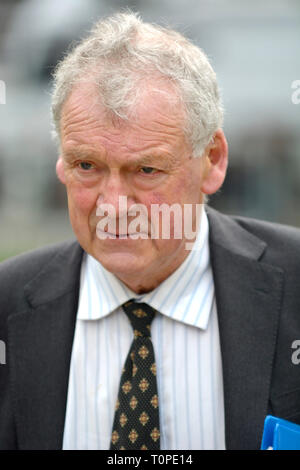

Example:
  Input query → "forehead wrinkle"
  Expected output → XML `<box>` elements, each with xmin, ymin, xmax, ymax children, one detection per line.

<box><xmin>128</xmin><ymin>120</ymin><xmax>184</xmax><ymax>141</ymax></box>
<box><xmin>62</xmin><ymin>80</ymin><xmax>185</xmax><ymax>129</ymax></box>
<box><xmin>61</xmin><ymin>84</ymin><xmax>189</xmax><ymax>161</ymax></box>
<box><xmin>61</xmin><ymin>94</ymin><xmax>107</xmax><ymax>139</ymax></box>
<box><xmin>69</xmin><ymin>116</ymin><xmax>184</xmax><ymax>154</ymax></box>
<box><xmin>106</xmin><ymin>132</ymin><xmax>182</xmax><ymax>160</ymax></box>
<box><xmin>118</xmin><ymin>115</ymin><xmax>187</xmax><ymax>153</ymax></box>
<box><xmin>61</xmin><ymin>115</ymin><xmax>104</xmax><ymax>142</ymax></box>
<box><xmin>61</xmin><ymin>115</ymin><xmax>187</xmax><ymax>165</ymax></box>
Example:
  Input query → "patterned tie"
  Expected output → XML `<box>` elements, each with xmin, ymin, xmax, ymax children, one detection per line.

<box><xmin>110</xmin><ymin>300</ymin><xmax>160</xmax><ymax>450</ymax></box>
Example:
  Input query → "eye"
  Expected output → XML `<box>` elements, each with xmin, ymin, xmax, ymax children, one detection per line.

<box><xmin>139</xmin><ymin>166</ymin><xmax>156</xmax><ymax>175</ymax></box>
<box><xmin>79</xmin><ymin>161</ymin><xmax>94</xmax><ymax>170</ymax></box>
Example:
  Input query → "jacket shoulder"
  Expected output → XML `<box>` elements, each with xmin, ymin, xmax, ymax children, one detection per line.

<box><xmin>0</xmin><ymin>240</ymin><xmax>80</xmax><ymax>314</ymax></box>
<box><xmin>207</xmin><ymin>206</ymin><xmax>300</xmax><ymax>268</ymax></box>
<box><xmin>0</xmin><ymin>240</ymin><xmax>78</xmax><ymax>281</ymax></box>
<box><xmin>228</xmin><ymin>213</ymin><xmax>300</xmax><ymax>274</ymax></box>
<box><xmin>232</xmin><ymin>214</ymin><xmax>300</xmax><ymax>252</ymax></box>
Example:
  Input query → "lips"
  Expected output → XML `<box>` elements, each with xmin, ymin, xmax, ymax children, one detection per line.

<box><xmin>102</xmin><ymin>231</ymin><xmax>133</xmax><ymax>237</ymax></box>
<box><xmin>96</xmin><ymin>229</ymin><xmax>148</xmax><ymax>239</ymax></box>
<box><xmin>110</xmin><ymin>233</ymin><xmax>130</xmax><ymax>238</ymax></box>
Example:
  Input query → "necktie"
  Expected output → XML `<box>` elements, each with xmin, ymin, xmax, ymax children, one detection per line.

<box><xmin>110</xmin><ymin>300</ymin><xmax>160</xmax><ymax>450</ymax></box>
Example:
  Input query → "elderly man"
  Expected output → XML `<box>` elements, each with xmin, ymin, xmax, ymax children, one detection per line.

<box><xmin>1</xmin><ymin>12</ymin><xmax>300</xmax><ymax>451</ymax></box>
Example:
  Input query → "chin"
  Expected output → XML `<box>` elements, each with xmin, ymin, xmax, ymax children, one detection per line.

<box><xmin>92</xmin><ymin>249</ymin><xmax>149</xmax><ymax>278</ymax></box>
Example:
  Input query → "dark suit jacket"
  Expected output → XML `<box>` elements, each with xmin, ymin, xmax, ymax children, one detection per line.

<box><xmin>1</xmin><ymin>207</ymin><xmax>300</xmax><ymax>450</ymax></box>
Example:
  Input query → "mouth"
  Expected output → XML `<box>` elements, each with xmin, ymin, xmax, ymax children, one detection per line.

<box><xmin>96</xmin><ymin>229</ymin><xmax>148</xmax><ymax>240</ymax></box>
<box><xmin>111</xmin><ymin>233</ymin><xmax>130</xmax><ymax>239</ymax></box>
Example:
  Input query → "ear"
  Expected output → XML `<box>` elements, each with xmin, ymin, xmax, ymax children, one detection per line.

<box><xmin>200</xmin><ymin>129</ymin><xmax>228</xmax><ymax>195</ymax></box>
<box><xmin>56</xmin><ymin>156</ymin><xmax>66</xmax><ymax>185</ymax></box>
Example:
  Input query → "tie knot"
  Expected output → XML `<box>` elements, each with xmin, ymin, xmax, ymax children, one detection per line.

<box><xmin>122</xmin><ymin>300</ymin><xmax>156</xmax><ymax>338</ymax></box>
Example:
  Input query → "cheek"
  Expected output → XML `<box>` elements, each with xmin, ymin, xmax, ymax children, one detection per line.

<box><xmin>148</xmin><ymin>192</ymin><xmax>165</xmax><ymax>206</ymax></box>
<box><xmin>177</xmin><ymin>170</ymin><xmax>202</xmax><ymax>203</ymax></box>
<box><xmin>67</xmin><ymin>183</ymin><xmax>98</xmax><ymax>215</ymax></box>
<box><xmin>143</xmin><ymin>182</ymin><xmax>189</xmax><ymax>213</ymax></box>
<box><xmin>151</xmin><ymin>177</ymin><xmax>193</xmax><ymax>205</ymax></box>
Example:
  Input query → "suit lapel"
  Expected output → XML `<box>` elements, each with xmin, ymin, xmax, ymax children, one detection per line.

<box><xmin>8</xmin><ymin>242</ymin><xmax>83</xmax><ymax>450</ymax></box>
<box><xmin>207</xmin><ymin>208</ymin><xmax>284</xmax><ymax>449</ymax></box>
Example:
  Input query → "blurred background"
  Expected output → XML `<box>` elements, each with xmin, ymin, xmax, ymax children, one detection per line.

<box><xmin>0</xmin><ymin>0</ymin><xmax>300</xmax><ymax>260</ymax></box>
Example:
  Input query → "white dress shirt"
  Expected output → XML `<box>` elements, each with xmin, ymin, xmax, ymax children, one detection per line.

<box><xmin>62</xmin><ymin>208</ymin><xmax>225</xmax><ymax>450</ymax></box>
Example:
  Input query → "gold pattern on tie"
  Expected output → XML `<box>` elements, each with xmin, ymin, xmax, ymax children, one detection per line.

<box><xmin>110</xmin><ymin>300</ymin><xmax>160</xmax><ymax>450</ymax></box>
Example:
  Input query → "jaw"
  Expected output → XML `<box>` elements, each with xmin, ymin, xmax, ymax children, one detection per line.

<box><xmin>86</xmin><ymin>236</ymin><xmax>189</xmax><ymax>294</ymax></box>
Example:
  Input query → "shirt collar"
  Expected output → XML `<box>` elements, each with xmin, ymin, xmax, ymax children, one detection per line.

<box><xmin>77</xmin><ymin>207</ymin><xmax>214</xmax><ymax>330</ymax></box>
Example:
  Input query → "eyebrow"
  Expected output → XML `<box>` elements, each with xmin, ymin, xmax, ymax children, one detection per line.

<box><xmin>134</xmin><ymin>154</ymin><xmax>175</xmax><ymax>168</ymax></box>
<box><xmin>62</xmin><ymin>146</ymin><xmax>177</xmax><ymax>169</ymax></box>
<box><xmin>62</xmin><ymin>147</ymin><xmax>100</xmax><ymax>161</ymax></box>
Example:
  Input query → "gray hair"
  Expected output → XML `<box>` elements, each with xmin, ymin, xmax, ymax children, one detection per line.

<box><xmin>51</xmin><ymin>11</ymin><xmax>224</xmax><ymax>157</ymax></box>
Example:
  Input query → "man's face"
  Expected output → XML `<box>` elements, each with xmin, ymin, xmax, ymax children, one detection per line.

<box><xmin>57</xmin><ymin>83</ymin><xmax>216</xmax><ymax>292</ymax></box>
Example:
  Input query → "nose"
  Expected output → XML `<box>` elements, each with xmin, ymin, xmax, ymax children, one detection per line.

<box><xmin>96</xmin><ymin>172</ymin><xmax>134</xmax><ymax>219</ymax></box>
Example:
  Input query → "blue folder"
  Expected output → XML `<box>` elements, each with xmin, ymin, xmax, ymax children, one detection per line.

<box><xmin>261</xmin><ymin>415</ymin><xmax>300</xmax><ymax>450</ymax></box>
